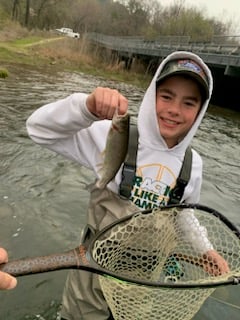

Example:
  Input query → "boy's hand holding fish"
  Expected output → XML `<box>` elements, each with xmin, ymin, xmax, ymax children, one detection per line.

<box><xmin>86</xmin><ymin>87</ymin><xmax>128</xmax><ymax>119</ymax></box>
<box><xmin>87</xmin><ymin>87</ymin><xmax>130</xmax><ymax>189</ymax></box>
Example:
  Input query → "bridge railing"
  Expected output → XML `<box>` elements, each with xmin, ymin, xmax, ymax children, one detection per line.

<box><xmin>86</xmin><ymin>33</ymin><xmax>240</xmax><ymax>57</ymax></box>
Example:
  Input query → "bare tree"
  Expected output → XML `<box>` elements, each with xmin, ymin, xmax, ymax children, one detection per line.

<box><xmin>25</xmin><ymin>0</ymin><xmax>30</xmax><ymax>26</ymax></box>
<box><xmin>12</xmin><ymin>0</ymin><xmax>20</xmax><ymax>20</ymax></box>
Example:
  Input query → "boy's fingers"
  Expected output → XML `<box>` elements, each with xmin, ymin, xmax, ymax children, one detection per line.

<box><xmin>118</xmin><ymin>95</ymin><xmax>128</xmax><ymax>115</ymax></box>
<box><xmin>87</xmin><ymin>87</ymin><xmax>128</xmax><ymax>118</ymax></box>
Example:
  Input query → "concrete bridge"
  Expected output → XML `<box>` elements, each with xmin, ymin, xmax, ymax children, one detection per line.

<box><xmin>86</xmin><ymin>33</ymin><xmax>240</xmax><ymax>111</ymax></box>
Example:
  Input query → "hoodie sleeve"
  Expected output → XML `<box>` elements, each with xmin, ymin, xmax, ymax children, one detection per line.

<box><xmin>26</xmin><ymin>93</ymin><xmax>106</xmax><ymax>168</ymax></box>
<box><xmin>177</xmin><ymin>208</ymin><xmax>214</xmax><ymax>254</ymax></box>
<box><xmin>26</xmin><ymin>93</ymin><xmax>97</xmax><ymax>142</ymax></box>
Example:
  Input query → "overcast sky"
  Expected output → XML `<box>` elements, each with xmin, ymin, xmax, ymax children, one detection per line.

<box><xmin>159</xmin><ymin>0</ymin><xmax>240</xmax><ymax>33</ymax></box>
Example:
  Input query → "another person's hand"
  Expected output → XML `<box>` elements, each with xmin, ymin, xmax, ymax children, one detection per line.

<box><xmin>0</xmin><ymin>248</ymin><xmax>17</xmax><ymax>290</ymax></box>
<box><xmin>202</xmin><ymin>249</ymin><xmax>230</xmax><ymax>276</ymax></box>
<box><xmin>86</xmin><ymin>87</ymin><xmax>128</xmax><ymax>119</ymax></box>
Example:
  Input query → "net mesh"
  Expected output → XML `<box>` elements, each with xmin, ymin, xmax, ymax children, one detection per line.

<box><xmin>92</xmin><ymin>206</ymin><xmax>240</xmax><ymax>320</ymax></box>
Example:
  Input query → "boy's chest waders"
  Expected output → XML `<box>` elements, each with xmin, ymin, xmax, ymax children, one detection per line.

<box><xmin>119</xmin><ymin>124</ymin><xmax>192</xmax><ymax>204</ymax></box>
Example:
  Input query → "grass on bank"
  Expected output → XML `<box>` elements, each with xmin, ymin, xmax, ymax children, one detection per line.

<box><xmin>0</xmin><ymin>29</ymin><xmax>151</xmax><ymax>88</ymax></box>
<box><xmin>0</xmin><ymin>66</ymin><xmax>8</xmax><ymax>78</ymax></box>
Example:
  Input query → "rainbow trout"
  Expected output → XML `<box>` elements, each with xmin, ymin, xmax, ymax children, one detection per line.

<box><xmin>96</xmin><ymin>112</ymin><xmax>130</xmax><ymax>189</ymax></box>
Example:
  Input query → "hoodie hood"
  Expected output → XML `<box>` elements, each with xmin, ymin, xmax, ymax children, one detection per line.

<box><xmin>137</xmin><ymin>51</ymin><xmax>213</xmax><ymax>155</ymax></box>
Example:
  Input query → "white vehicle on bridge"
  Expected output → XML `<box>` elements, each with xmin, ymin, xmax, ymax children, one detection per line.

<box><xmin>55</xmin><ymin>27</ymin><xmax>80</xmax><ymax>39</ymax></box>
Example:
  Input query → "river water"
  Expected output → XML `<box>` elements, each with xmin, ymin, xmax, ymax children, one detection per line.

<box><xmin>0</xmin><ymin>64</ymin><xmax>239</xmax><ymax>320</ymax></box>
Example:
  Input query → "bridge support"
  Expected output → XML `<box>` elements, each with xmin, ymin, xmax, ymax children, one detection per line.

<box><xmin>116</xmin><ymin>53</ymin><xmax>133</xmax><ymax>70</ymax></box>
<box><xmin>224</xmin><ymin>66</ymin><xmax>240</xmax><ymax>77</ymax></box>
<box><xmin>124</xmin><ymin>56</ymin><xmax>133</xmax><ymax>70</ymax></box>
<box><xmin>210</xmin><ymin>67</ymin><xmax>240</xmax><ymax>111</ymax></box>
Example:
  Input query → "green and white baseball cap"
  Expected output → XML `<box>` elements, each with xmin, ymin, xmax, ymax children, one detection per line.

<box><xmin>157</xmin><ymin>59</ymin><xmax>209</xmax><ymax>99</ymax></box>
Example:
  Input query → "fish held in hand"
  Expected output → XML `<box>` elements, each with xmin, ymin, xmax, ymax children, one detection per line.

<box><xmin>96</xmin><ymin>112</ymin><xmax>130</xmax><ymax>189</ymax></box>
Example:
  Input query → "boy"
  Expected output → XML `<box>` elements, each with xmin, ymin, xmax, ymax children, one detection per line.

<box><xmin>26</xmin><ymin>51</ymin><xmax>229</xmax><ymax>320</ymax></box>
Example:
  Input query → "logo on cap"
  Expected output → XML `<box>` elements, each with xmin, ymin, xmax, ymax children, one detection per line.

<box><xmin>177</xmin><ymin>59</ymin><xmax>207</xmax><ymax>80</ymax></box>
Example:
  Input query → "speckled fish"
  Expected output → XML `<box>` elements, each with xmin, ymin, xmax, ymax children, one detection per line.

<box><xmin>96</xmin><ymin>112</ymin><xmax>130</xmax><ymax>189</ymax></box>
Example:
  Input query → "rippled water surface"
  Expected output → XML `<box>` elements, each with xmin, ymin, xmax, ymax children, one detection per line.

<box><xmin>0</xmin><ymin>64</ymin><xmax>239</xmax><ymax>319</ymax></box>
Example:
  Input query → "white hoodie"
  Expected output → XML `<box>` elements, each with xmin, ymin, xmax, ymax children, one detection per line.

<box><xmin>26</xmin><ymin>51</ymin><xmax>213</xmax><ymax>210</ymax></box>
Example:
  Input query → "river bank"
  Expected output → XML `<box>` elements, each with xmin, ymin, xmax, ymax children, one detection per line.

<box><xmin>0</xmin><ymin>32</ymin><xmax>151</xmax><ymax>88</ymax></box>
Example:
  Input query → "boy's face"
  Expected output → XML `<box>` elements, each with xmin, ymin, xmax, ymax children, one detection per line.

<box><xmin>156</xmin><ymin>75</ymin><xmax>202</xmax><ymax>148</ymax></box>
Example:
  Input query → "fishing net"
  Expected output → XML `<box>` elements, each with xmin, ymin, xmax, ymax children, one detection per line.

<box><xmin>92</xmin><ymin>205</ymin><xmax>240</xmax><ymax>320</ymax></box>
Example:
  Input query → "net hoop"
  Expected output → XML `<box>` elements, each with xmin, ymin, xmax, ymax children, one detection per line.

<box><xmin>91</xmin><ymin>203</ymin><xmax>240</xmax><ymax>320</ymax></box>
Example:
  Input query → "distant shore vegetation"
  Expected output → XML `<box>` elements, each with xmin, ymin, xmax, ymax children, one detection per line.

<box><xmin>0</xmin><ymin>0</ymin><xmax>236</xmax><ymax>42</ymax></box>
